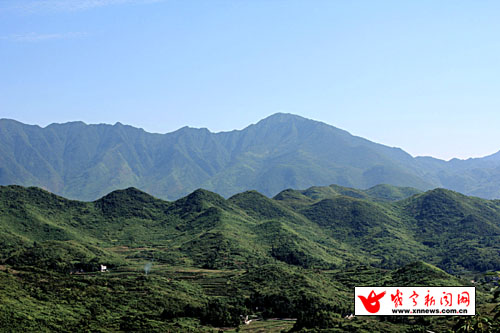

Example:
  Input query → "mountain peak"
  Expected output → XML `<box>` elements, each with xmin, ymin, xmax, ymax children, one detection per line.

<box><xmin>96</xmin><ymin>187</ymin><xmax>159</xmax><ymax>204</ymax></box>
<box><xmin>262</xmin><ymin>112</ymin><xmax>306</xmax><ymax>121</ymax></box>
<box><xmin>256</xmin><ymin>112</ymin><xmax>325</xmax><ymax>127</ymax></box>
<box><xmin>94</xmin><ymin>187</ymin><xmax>167</xmax><ymax>218</ymax></box>
<box><xmin>176</xmin><ymin>188</ymin><xmax>227</xmax><ymax>207</ymax></box>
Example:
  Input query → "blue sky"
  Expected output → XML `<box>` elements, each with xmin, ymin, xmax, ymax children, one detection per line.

<box><xmin>1</xmin><ymin>0</ymin><xmax>499</xmax><ymax>160</ymax></box>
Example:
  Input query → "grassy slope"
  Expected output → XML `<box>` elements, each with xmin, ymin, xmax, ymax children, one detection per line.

<box><xmin>1</xmin><ymin>184</ymin><xmax>500</xmax><ymax>331</ymax></box>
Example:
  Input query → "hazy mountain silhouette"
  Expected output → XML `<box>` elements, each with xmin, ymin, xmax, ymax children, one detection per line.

<box><xmin>1</xmin><ymin>113</ymin><xmax>500</xmax><ymax>200</ymax></box>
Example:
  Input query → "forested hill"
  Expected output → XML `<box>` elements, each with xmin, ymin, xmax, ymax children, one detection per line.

<box><xmin>2</xmin><ymin>184</ymin><xmax>500</xmax><ymax>273</ymax></box>
<box><xmin>2</xmin><ymin>184</ymin><xmax>500</xmax><ymax>331</ymax></box>
<box><xmin>2</xmin><ymin>113</ymin><xmax>500</xmax><ymax>200</ymax></box>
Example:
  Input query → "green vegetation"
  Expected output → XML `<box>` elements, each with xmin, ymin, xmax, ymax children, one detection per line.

<box><xmin>1</xmin><ymin>184</ymin><xmax>500</xmax><ymax>331</ymax></box>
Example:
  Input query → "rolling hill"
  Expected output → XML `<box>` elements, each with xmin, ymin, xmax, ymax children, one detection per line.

<box><xmin>2</xmin><ymin>184</ymin><xmax>500</xmax><ymax>274</ymax></box>
<box><xmin>1</xmin><ymin>184</ymin><xmax>500</xmax><ymax>331</ymax></box>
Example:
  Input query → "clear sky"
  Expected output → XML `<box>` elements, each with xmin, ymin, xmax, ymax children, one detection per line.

<box><xmin>1</xmin><ymin>0</ymin><xmax>499</xmax><ymax>161</ymax></box>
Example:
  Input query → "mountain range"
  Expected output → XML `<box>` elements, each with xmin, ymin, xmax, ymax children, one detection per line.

<box><xmin>2</xmin><ymin>113</ymin><xmax>500</xmax><ymax>200</ymax></box>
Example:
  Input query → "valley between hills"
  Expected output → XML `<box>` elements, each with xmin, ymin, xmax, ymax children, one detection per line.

<box><xmin>1</xmin><ymin>183</ymin><xmax>500</xmax><ymax>332</ymax></box>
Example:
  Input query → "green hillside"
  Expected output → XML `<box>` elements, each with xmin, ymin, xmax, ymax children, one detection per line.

<box><xmin>1</xmin><ymin>184</ymin><xmax>500</xmax><ymax>331</ymax></box>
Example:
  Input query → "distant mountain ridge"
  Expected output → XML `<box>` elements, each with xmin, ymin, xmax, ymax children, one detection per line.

<box><xmin>1</xmin><ymin>113</ymin><xmax>500</xmax><ymax>200</ymax></box>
